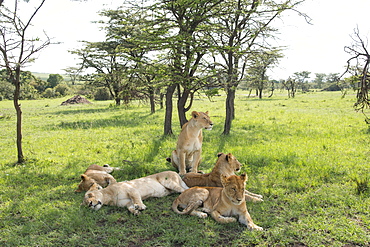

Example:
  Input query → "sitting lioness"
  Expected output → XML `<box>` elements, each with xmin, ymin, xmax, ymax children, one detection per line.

<box><xmin>183</xmin><ymin>153</ymin><xmax>263</xmax><ymax>202</ymax></box>
<box><xmin>168</xmin><ymin>111</ymin><xmax>213</xmax><ymax>175</ymax></box>
<box><xmin>83</xmin><ymin>171</ymin><xmax>189</xmax><ymax>215</ymax></box>
<box><xmin>172</xmin><ymin>174</ymin><xmax>263</xmax><ymax>231</ymax></box>
<box><xmin>75</xmin><ymin>164</ymin><xmax>120</xmax><ymax>192</ymax></box>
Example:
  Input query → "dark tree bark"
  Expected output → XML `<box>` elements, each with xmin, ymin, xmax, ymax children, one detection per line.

<box><xmin>164</xmin><ymin>84</ymin><xmax>177</xmax><ymax>135</ymax></box>
<box><xmin>223</xmin><ymin>88</ymin><xmax>235</xmax><ymax>135</ymax></box>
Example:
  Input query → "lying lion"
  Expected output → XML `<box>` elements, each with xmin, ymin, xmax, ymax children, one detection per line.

<box><xmin>83</xmin><ymin>171</ymin><xmax>189</xmax><ymax>215</ymax></box>
<box><xmin>182</xmin><ymin>153</ymin><xmax>263</xmax><ymax>202</ymax></box>
<box><xmin>75</xmin><ymin>164</ymin><xmax>120</xmax><ymax>192</ymax></box>
<box><xmin>168</xmin><ymin>111</ymin><xmax>213</xmax><ymax>175</ymax></box>
<box><xmin>172</xmin><ymin>174</ymin><xmax>263</xmax><ymax>231</ymax></box>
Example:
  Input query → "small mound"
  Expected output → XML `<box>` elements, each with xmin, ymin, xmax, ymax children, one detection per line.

<box><xmin>61</xmin><ymin>95</ymin><xmax>92</xmax><ymax>105</ymax></box>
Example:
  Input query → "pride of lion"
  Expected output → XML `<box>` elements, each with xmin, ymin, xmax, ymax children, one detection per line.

<box><xmin>77</xmin><ymin>110</ymin><xmax>263</xmax><ymax>230</ymax></box>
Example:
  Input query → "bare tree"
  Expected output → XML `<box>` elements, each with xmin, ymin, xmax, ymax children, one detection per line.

<box><xmin>341</xmin><ymin>27</ymin><xmax>370</xmax><ymax>120</ymax></box>
<box><xmin>0</xmin><ymin>0</ymin><xmax>50</xmax><ymax>163</ymax></box>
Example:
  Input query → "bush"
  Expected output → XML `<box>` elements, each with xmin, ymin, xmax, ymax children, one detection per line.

<box><xmin>54</xmin><ymin>84</ymin><xmax>70</xmax><ymax>96</ymax></box>
<box><xmin>94</xmin><ymin>87</ymin><xmax>112</xmax><ymax>100</ymax></box>
<box><xmin>42</xmin><ymin>88</ymin><xmax>55</xmax><ymax>98</ymax></box>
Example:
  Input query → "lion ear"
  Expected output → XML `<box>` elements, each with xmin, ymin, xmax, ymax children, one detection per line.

<box><xmin>81</xmin><ymin>174</ymin><xmax>87</xmax><ymax>180</ymax></box>
<box><xmin>88</xmin><ymin>182</ymin><xmax>99</xmax><ymax>191</ymax></box>
<box><xmin>220</xmin><ymin>174</ymin><xmax>228</xmax><ymax>186</ymax></box>
<box><xmin>205</xmin><ymin>111</ymin><xmax>209</xmax><ymax>115</ymax></box>
<box><xmin>240</xmin><ymin>173</ymin><xmax>248</xmax><ymax>182</ymax></box>
<box><xmin>217</xmin><ymin>152</ymin><xmax>224</xmax><ymax>157</ymax></box>
<box><xmin>192</xmin><ymin>111</ymin><xmax>199</xmax><ymax>118</ymax></box>
<box><xmin>226</xmin><ymin>153</ymin><xmax>232</xmax><ymax>162</ymax></box>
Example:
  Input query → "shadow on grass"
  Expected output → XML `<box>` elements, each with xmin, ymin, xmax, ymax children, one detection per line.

<box><xmin>46</xmin><ymin>111</ymin><xmax>155</xmax><ymax>130</ymax></box>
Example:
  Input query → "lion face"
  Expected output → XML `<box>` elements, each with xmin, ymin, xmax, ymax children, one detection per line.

<box><xmin>192</xmin><ymin>111</ymin><xmax>213</xmax><ymax>130</ymax></box>
<box><xmin>82</xmin><ymin>183</ymin><xmax>104</xmax><ymax>210</ymax></box>
<box><xmin>75</xmin><ymin>174</ymin><xmax>102</xmax><ymax>192</ymax></box>
<box><xmin>221</xmin><ymin>174</ymin><xmax>247</xmax><ymax>205</ymax></box>
<box><xmin>218</xmin><ymin>153</ymin><xmax>242</xmax><ymax>172</ymax></box>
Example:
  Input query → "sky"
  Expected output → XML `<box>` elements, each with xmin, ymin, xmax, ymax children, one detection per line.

<box><xmin>9</xmin><ymin>0</ymin><xmax>370</xmax><ymax>80</ymax></box>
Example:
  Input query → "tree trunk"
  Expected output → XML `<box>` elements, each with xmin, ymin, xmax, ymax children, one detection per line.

<box><xmin>177</xmin><ymin>89</ymin><xmax>190</xmax><ymax>127</ymax></box>
<box><xmin>149</xmin><ymin>88</ymin><xmax>155</xmax><ymax>114</ymax></box>
<box><xmin>115</xmin><ymin>97</ymin><xmax>121</xmax><ymax>106</ymax></box>
<box><xmin>164</xmin><ymin>84</ymin><xmax>177</xmax><ymax>135</ymax></box>
<box><xmin>13</xmin><ymin>67</ymin><xmax>24</xmax><ymax>163</ymax></box>
<box><xmin>223</xmin><ymin>88</ymin><xmax>235</xmax><ymax>135</ymax></box>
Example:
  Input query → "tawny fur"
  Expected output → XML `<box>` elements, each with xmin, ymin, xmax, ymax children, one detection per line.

<box><xmin>75</xmin><ymin>164</ymin><xmax>120</xmax><ymax>192</ymax></box>
<box><xmin>168</xmin><ymin>111</ymin><xmax>213</xmax><ymax>175</ymax></box>
<box><xmin>82</xmin><ymin>171</ymin><xmax>189</xmax><ymax>215</ymax></box>
<box><xmin>172</xmin><ymin>174</ymin><xmax>263</xmax><ymax>231</ymax></box>
<box><xmin>182</xmin><ymin>153</ymin><xmax>263</xmax><ymax>202</ymax></box>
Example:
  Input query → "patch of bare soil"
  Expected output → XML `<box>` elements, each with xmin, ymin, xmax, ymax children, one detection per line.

<box><xmin>61</xmin><ymin>95</ymin><xmax>92</xmax><ymax>105</ymax></box>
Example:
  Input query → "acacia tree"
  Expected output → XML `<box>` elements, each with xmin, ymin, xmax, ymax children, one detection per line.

<box><xmin>342</xmin><ymin>27</ymin><xmax>370</xmax><ymax>119</ymax></box>
<box><xmin>208</xmin><ymin>0</ymin><xmax>306</xmax><ymax>134</ymax></box>
<box><xmin>0</xmin><ymin>0</ymin><xmax>50</xmax><ymax>163</ymax></box>
<box><xmin>246</xmin><ymin>50</ymin><xmax>282</xmax><ymax>99</ymax></box>
<box><xmin>151</xmin><ymin>0</ymin><xmax>223</xmax><ymax>134</ymax></box>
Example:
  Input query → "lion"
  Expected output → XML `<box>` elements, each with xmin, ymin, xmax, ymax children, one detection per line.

<box><xmin>82</xmin><ymin>171</ymin><xmax>189</xmax><ymax>215</ymax></box>
<box><xmin>75</xmin><ymin>164</ymin><xmax>120</xmax><ymax>192</ymax></box>
<box><xmin>182</xmin><ymin>152</ymin><xmax>263</xmax><ymax>202</ymax></box>
<box><xmin>172</xmin><ymin>174</ymin><xmax>263</xmax><ymax>231</ymax></box>
<box><xmin>167</xmin><ymin>111</ymin><xmax>213</xmax><ymax>175</ymax></box>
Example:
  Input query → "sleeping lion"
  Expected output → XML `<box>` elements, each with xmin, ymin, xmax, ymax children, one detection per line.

<box><xmin>75</xmin><ymin>164</ymin><xmax>120</xmax><ymax>192</ymax></box>
<box><xmin>172</xmin><ymin>174</ymin><xmax>263</xmax><ymax>231</ymax></box>
<box><xmin>182</xmin><ymin>152</ymin><xmax>263</xmax><ymax>202</ymax></box>
<box><xmin>83</xmin><ymin>171</ymin><xmax>189</xmax><ymax>215</ymax></box>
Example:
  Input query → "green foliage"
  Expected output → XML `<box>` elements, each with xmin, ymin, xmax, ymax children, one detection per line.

<box><xmin>0</xmin><ymin>92</ymin><xmax>369</xmax><ymax>246</ymax></box>
<box><xmin>54</xmin><ymin>84</ymin><xmax>70</xmax><ymax>96</ymax></box>
<box><xmin>47</xmin><ymin>74</ymin><xmax>64</xmax><ymax>88</ymax></box>
<box><xmin>94</xmin><ymin>87</ymin><xmax>111</xmax><ymax>100</ymax></box>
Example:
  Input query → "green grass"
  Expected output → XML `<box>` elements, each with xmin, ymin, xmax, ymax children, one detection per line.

<box><xmin>0</xmin><ymin>91</ymin><xmax>369</xmax><ymax>246</ymax></box>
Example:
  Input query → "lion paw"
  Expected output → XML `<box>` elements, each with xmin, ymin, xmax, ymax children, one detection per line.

<box><xmin>248</xmin><ymin>223</ymin><xmax>263</xmax><ymax>231</ymax></box>
<box><xmin>135</xmin><ymin>204</ymin><xmax>146</xmax><ymax>211</ymax></box>
<box><xmin>197</xmin><ymin>212</ymin><xmax>208</xmax><ymax>218</ymax></box>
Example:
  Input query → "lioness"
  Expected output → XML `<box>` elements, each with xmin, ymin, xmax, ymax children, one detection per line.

<box><xmin>83</xmin><ymin>171</ymin><xmax>189</xmax><ymax>215</ymax></box>
<box><xmin>168</xmin><ymin>111</ymin><xmax>213</xmax><ymax>175</ymax></box>
<box><xmin>182</xmin><ymin>153</ymin><xmax>263</xmax><ymax>202</ymax></box>
<box><xmin>75</xmin><ymin>164</ymin><xmax>119</xmax><ymax>192</ymax></box>
<box><xmin>172</xmin><ymin>174</ymin><xmax>263</xmax><ymax>231</ymax></box>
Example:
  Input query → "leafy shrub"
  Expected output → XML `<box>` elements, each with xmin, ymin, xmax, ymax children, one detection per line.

<box><xmin>42</xmin><ymin>88</ymin><xmax>55</xmax><ymax>98</ymax></box>
<box><xmin>54</xmin><ymin>84</ymin><xmax>70</xmax><ymax>96</ymax></box>
<box><xmin>94</xmin><ymin>87</ymin><xmax>112</xmax><ymax>100</ymax></box>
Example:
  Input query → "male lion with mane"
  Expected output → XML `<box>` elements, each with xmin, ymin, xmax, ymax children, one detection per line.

<box><xmin>75</xmin><ymin>164</ymin><xmax>120</xmax><ymax>192</ymax></box>
<box><xmin>168</xmin><ymin>111</ymin><xmax>213</xmax><ymax>175</ymax></box>
<box><xmin>172</xmin><ymin>174</ymin><xmax>263</xmax><ymax>231</ymax></box>
<box><xmin>83</xmin><ymin>171</ymin><xmax>189</xmax><ymax>215</ymax></box>
<box><xmin>182</xmin><ymin>153</ymin><xmax>263</xmax><ymax>202</ymax></box>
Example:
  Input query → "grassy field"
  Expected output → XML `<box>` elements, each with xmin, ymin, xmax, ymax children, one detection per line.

<box><xmin>0</xmin><ymin>91</ymin><xmax>369</xmax><ymax>246</ymax></box>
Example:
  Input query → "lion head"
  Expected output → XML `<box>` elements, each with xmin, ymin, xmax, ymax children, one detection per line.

<box><xmin>191</xmin><ymin>111</ymin><xmax>213</xmax><ymax>130</ymax></box>
<box><xmin>75</xmin><ymin>174</ymin><xmax>102</xmax><ymax>192</ymax></box>
<box><xmin>216</xmin><ymin>153</ymin><xmax>242</xmax><ymax>173</ymax></box>
<box><xmin>221</xmin><ymin>174</ymin><xmax>247</xmax><ymax>205</ymax></box>
<box><xmin>82</xmin><ymin>183</ymin><xmax>104</xmax><ymax>211</ymax></box>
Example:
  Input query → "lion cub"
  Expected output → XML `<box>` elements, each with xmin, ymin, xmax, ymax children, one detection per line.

<box><xmin>182</xmin><ymin>153</ymin><xmax>263</xmax><ymax>202</ymax></box>
<box><xmin>172</xmin><ymin>174</ymin><xmax>263</xmax><ymax>231</ymax></box>
<box><xmin>168</xmin><ymin>111</ymin><xmax>213</xmax><ymax>175</ymax></box>
<box><xmin>75</xmin><ymin>164</ymin><xmax>120</xmax><ymax>192</ymax></box>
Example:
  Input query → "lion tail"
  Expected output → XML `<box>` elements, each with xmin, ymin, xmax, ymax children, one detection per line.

<box><xmin>172</xmin><ymin>198</ymin><xmax>201</xmax><ymax>215</ymax></box>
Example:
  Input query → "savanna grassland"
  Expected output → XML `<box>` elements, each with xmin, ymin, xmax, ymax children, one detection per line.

<box><xmin>0</xmin><ymin>91</ymin><xmax>369</xmax><ymax>247</ymax></box>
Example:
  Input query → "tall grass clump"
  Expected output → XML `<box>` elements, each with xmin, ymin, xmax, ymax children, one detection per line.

<box><xmin>0</xmin><ymin>92</ymin><xmax>369</xmax><ymax>246</ymax></box>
